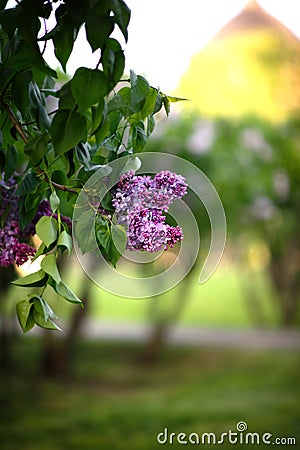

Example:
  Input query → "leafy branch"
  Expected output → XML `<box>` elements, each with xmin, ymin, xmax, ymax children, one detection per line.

<box><xmin>0</xmin><ymin>0</ymin><xmax>185</xmax><ymax>333</ymax></box>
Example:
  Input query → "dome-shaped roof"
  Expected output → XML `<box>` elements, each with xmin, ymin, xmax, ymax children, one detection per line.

<box><xmin>216</xmin><ymin>1</ymin><xmax>298</xmax><ymax>41</ymax></box>
<box><xmin>176</xmin><ymin>1</ymin><xmax>300</xmax><ymax>121</ymax></box>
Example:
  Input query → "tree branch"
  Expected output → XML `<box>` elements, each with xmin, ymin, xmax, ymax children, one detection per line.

<box><xmin>2</xmin><ymin>99</ymin><xmax>78</xmax><ymax>195</ymax></box>
<box><xmin>0</xmin><ymin>99</ymin><xmax>29</xmax><ymax>143</ymax></box>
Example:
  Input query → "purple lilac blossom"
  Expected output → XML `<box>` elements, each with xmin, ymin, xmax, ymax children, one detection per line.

<box><xmin>0</xmin><ymin>176</ymin><xmax>36</xmax><ymax>266</ymax></box>
<box><xmin>112</xmin><ymin>170</ymin><xmax>187</xmax><ymax>252</ymax></box>
<box><xmin>0</xmin><ymin>176</ymin><xmax>71</xmax><ymax>267</ymax></box>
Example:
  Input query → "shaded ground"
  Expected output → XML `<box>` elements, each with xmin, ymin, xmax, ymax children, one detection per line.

<box><xmin>1</xmin><ymin>339</ymin><xmax>299</xmax><ymax>450</ymax></box>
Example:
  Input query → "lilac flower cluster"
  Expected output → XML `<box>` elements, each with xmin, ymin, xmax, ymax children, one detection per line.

<box><xmin>112</xmin><ymin>170</ymin><xmax>187</xmax><ymax>252</ymax></box>
<box><xmin>0</xmin><ymin>176</ymin><xmax>71</xmax><ymax>267</ymax></box>
<box><xmin>0</xmin><ymin>176</ymin><xmax>36</xmax><ymax>267</ymax></box>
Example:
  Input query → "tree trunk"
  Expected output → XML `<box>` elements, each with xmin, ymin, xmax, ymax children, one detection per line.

<box><xmin>39</xmin><ymin>295</ymin><xmax>89</xmax><ymax>378</ymax></box>
<box><xmin>140</xmin><ymin>265</ymin><xmax>196</xmax><ymax>364</ymax></box>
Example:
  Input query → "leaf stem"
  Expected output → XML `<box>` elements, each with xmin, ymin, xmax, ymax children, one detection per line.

<box><xmin>36</xmin><ymin>168</ymin><xmax>79</xmax><ymax>194</ymax></box>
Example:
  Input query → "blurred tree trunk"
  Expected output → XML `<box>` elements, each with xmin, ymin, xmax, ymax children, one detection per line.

<box><xmin>269</xmin><ymin>250</ymin><xmax>300</xmax><ymax>327</ymax></box>
<box><xmin>39</xmin><ymin>255</ymin><xmax>92</xmax><ymax>378</ymax></box>
<box><xmin>141</xmin><ymin>266</ymin><xmax>196</xmax><ymax>364</ymax></box>
<box><xmin>40</xmin><ymin>296</ymin><xmax>89</xmax><ymax>377</ymax></box>
<box><xmin>0</xmin><ymin>266</ymin><xmax>16</xmax><ymax>372</ymax></box>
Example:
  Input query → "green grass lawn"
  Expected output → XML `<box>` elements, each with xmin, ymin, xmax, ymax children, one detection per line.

<box><xmin>50</xmin><ymin>259</ymin><xmax>281</xmax><ymax>328</ymax></box>
<box><xmin>87</xmin><ymin>265</ymin><xmax>280</xmax><ymax>328</ymax></box>
<box><xmin>1</xmin><ymin>338</ymin><xmax>299</xmax><ymax>449</ymax></box>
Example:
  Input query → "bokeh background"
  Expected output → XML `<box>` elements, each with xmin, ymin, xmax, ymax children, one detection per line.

<box><xmin>1</xmin><ymin>1</ymin><xmax>300</xmax><ymax>449</ymax></box>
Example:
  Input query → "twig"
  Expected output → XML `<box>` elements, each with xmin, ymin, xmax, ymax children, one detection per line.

<box><xmin>51</xmin><ymin>181</ymin><xmax>78</xmax><ymax>194</ymax></box>
<box><xmin>36</xmin><ymin>168</ymin><xmax>78</xmax><ymax>194</ymax></box>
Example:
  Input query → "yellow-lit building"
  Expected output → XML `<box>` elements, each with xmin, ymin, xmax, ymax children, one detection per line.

<box><xmin>176</xmin><ymin>0</ymin><xmax>300</xmax><ymax>121</ymax></box>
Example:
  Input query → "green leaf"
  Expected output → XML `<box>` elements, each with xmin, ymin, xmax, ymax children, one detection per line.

<box><xmin>153</xmin><ymin>92</ymin><xmax>163</xmax><ymax>114</ymax></box>
<box><xmin>0</xmin><ymin>64</ymin><xmax>15</xmax><ymax>93</ymax></box>
<box><xmin>16</xmin><ymin>299</ymin><xmax>35</xmax><ymax>333</ymax></box>
<box><xmin>34</xmin><ymin>312</ymin><xmax>64</xmax><ymax>332</ymax></box>
<box><xmin>108</xmin><ymin>240</ymin><xmax>122</xmax><ymax>268</ymax></box>
<box><xmin>0</xmin><ymin>149</ymin><xmax>5</xmax><ymax>172</ymax></box>
<box><xmin>38</xmin><ymin>105</ymin><xmax>51</xmax><ymax>130</ymax></box>
<box><xmin>32</xmin><ymin>242</ymin><xmax>47</xmax><ymax>261</ymax></box>
<box><xmin>167</xmin><ymin>95</ymin><xmax>189</xmax><ymax>103</ymax></box>
<box><xmin>49</xmin><ymin>278</ymin><xmax>82</xmax><ymax>304</ymax></box>
<box><xmin>130</xmin><ymin>71</ymin><xmax>150</xmax><ymax>108</ymax></box>
<box><xmin>95</xmin><ymin>216</ymin><xmax>111</xmax><ymax>254</ymax></box>
<box><xmin>41</xmin><ymin>254</ymin><xmax>61</xmax><ymax>284</ymax></box>
<box><xmin>122</xmin><ymin>156</ymin><xmax>141</xmax><ymax>173</ymax></box>
<box><xmin>51</xmin><ymin>109</ymin><xmax>87</xmax><ymax>155</ymax></box>
<box><xmin>95</xmin><ymin>217</ymin><xmax>126</xmax><ymax>267</ymax></box>
<box><xmin>85</xmin><ymin>13</ymin><xmax>114</xmax><ymax>52</ymax></box>
<box><xmin>53</xmin><ymin>24</ymin><xmax>76</xmax><ymax>72</ymax></box>
<box><xmin>4</xmin><ymin>145</ymin><xmax>17</xmax><ymax>180</ymax></box>
<box><xmin>0</xmin><ymin>8</ymin><xmax>18</xmax><ymax>39</ymax></box>
<box><xmin>111</xmin><ymin>0</ymin><xmax>131</xmax><ymax>42</ymax></box>
<box><xmin>111</xmin><ymin>224</ymin><xmax>127</xmax><ymax>255</ymax></box>
<box><xmin>58</xmin><ymin>81</ymin><xmax>76</xmax><ymax>110</ymax></box>
<box><xmin>141</xmin><ymin>88</ymin><xmax>158</xmax><ymax>118</ymax></box>
<box><xmin>132</xmin><ymin>122</ymin><xmax>147</xmax><ymax>152</ymax></box>
<box><xmin>162</xmin><ymin>96</ymin><xmax>170</xmax><ymax>116</ymax></box>
<box><xmin>24</xmin><ymin>189</ymin><xmax>43</xmax><ymax>213</ymax></box>
<box><xmin>75</xmin><ymin>142</ymin><xmax>91</xmax><ymax>168</ymax></box>
<box><xmin>57</xmin><ymin>230</ymin><xmax>72</xmax><ymax>255</ymax></box>
<box><xmin>32</xmin><ymin>298</ymin><xmax>63</xmax><ymax>332</ymax></box>
<box><xmin>147</xmin><ymin>115</ymin><xmax>155</xmax><ymax>137</ymax></box>
<box><xmin>71</xmin><ymin>68</ymin><xmax>108</xmax><ymax>112</ymax></box>
<box><xmin>28</xmin><ymin>80</ymin><xmax>43</xmax><ymax>110</ymax></box>
<box><xmin>11</xmin><ymin>69</ymin><xmax>32</xmax><ymax>117</ymax></box>
<box><xmin>16</xmin><ymin>171</ymin><xmax>40</xmax><ymax>195</ymax></box>
<box><xmin>33</xmin><ymin>295</ymin><xmax>57</xmax><ymax>322</ymax></box>
<box><xmin>100</xmin><ymin>190</ymin><xmax>113</xmax><ymax>211</ymax></box>
<box><xmin>24</xmin><ymin>134</ymin><xmax>49</xmax><ymax>166</ymax></box>
<box><xmin>74</xmin><ymin>209</ymin><xmax>97</xmax><ymax>254</ymax></box>
<box><xmin>36</xmin><ymin>216</ymin><xmax>58</xmax><ymax>247</ymax></box>
<box><xmin>49</xmin><ymin>190</ymin><xmax>60</xmax><ymax>212</ymax></box>
<box><xmin>101</xmin><ymin>38</ymin><xmax>125</xmax><ymax>88</ymax></box>
<box><xmin>32</xmin><ymin>46</ymin><xmax>57</xmax><ymax>78</ymax></box>
<box><xmin>18</xmin><ymin>195</ymin><xmax>40</xmax><ymax>230</ymax></box>
<box><xmin>91</xmin><ymin>99</ymin><xmax>106</xmax><ymax>134</ymax></box>
<box><xmin>12</xmin><ymin>269</ymin><xmax>48</xmax><ymax>287</ymax></box>
<box><xmin>95</xmin><ymin>116</ymin><xmax>110</xmax><ymax>145</ymax></box>
<box><xmin>25</xmin><ymin>43</ymin><xmax>57</xmax><ymax>78</ymax></box>
<box><xmin>109</xmin><ymin>110</ymin><xmax>123</xmax><ymax>133</ymax></box>
<box><xmin>108</xmin><ymin>87</ymin><xmax>130</xmax><ymax>114</ymax></box>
